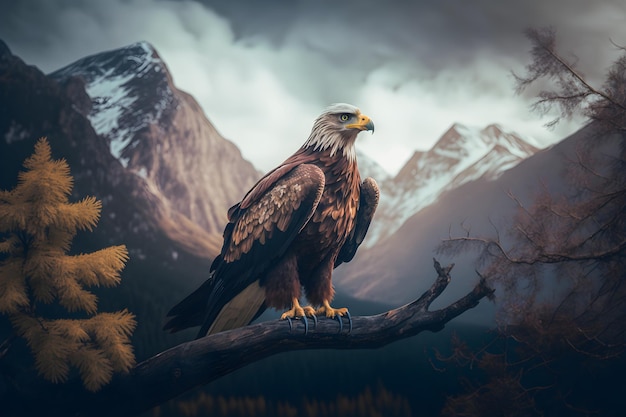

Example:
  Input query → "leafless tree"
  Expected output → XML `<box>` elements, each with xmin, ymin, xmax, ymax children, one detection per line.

<box><xmin>438</xmin><ymin>28</ymin><xmax>626</xmax><ymax>416</ymax></box>
<box><xmin>513</xmin><ymin>27</ymin><xmax>626</xmax><ymax>132</ymax></box>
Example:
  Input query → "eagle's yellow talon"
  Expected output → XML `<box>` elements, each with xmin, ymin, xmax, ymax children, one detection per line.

<box><xmin>316</xmin><ymin>300</ymin><xmax>349</xmax><ymax>318</ymax></box>
<box><xmin>281</xmin><ymin>298</ymin><xmax>315</xmax><ymax>320</ymax></box>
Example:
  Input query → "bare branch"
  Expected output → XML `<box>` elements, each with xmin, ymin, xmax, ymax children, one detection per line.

<box><xmin>446</xmin><ymin>234</ymin><xmax>626</xmax><ymax>265</ymax></box>
<box><xmin>1</xmin><ymin>259</ymin><xmax>494</xmax><ymax>417</ymax></box>
<box><xmin>514</xmin><ymin>27</ymin><xmax>626</xmax><ymax>130</ymax></box>
<box><xmin>608</xmin><ymin>38</ymin><xmax>626</xmax><ymax>51</ymax></box>
<box><xmin>539</xmin><ymin>39</ymin><xmax>625</xmax><ymax>111</ymax></box>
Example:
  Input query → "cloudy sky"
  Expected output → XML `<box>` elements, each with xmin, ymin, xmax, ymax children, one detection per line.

<box><xmin>2</xmin><ymin>0</ymin><xmax>625</xmax><ymax>174</ymax></box>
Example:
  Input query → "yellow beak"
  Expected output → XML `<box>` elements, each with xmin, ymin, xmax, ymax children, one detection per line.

<box><xmin>346</xmin><ymin>114</ymin><xmax>375</xmax><ymax>132</ymax></box>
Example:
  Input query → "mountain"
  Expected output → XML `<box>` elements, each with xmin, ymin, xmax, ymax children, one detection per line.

<box><xmin>356</xmin><ymin>149</ymin><xmax>390</xmax><ymax>182</ymax></box>
<box><xmin>49</xmin><ymin>42</ymin><xmax>260</xmax><ymax>256</ymax></box>
<box><xmin>335</xmin><ymin>123</ymin><xmax>608</xmax><ymax>321</ymax></box>
<box><xmin>0</xmin><ymin>39</ymin><xmax>259</xmax><ymax>358</ymax></box>
<box><xmin>365</xmin><ymin>123</ymin><xmax>539</xmax><ymax>245</ymax></box>
<box><xmin>0</xmin><ymin>37</ymin><xmax>542</xmax><ymax>343</ymax></box>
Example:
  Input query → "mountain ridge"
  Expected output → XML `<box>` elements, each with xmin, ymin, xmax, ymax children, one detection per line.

<box><xmin>50</xmin><ymin>41</ymin><xmax>260</xmax><ymax>252</ymax></box>
<box><xmin>335</xmin><ymin>123</ymin><xmax>604</xmax><ymax>317</ymax></box>
<box><xmin>365</xmin><ymin>122</ymin><xmax>539</xmax><ymax>245</ymax></box>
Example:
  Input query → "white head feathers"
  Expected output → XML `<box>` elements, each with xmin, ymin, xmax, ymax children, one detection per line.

<box><xmin>302</xmin><ymin>103</ymin><xmax>364</xmax><ymax>161</ymax></box>
<box><xmin>323</xmin><ymin>103</ymin><xmax>360</xmax><ymax>115</ymax></box>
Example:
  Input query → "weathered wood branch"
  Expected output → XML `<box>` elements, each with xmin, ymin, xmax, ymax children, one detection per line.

<box><xmin>2</xmin><ymin>259</ymin><xmax>494</xmax><ymax>417</ymax></box>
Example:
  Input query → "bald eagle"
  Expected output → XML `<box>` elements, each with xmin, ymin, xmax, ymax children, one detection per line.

<box><xmin>164</xmin><ymin>103</ymin><xmax>379</xmax><ymax>338</ymax></box>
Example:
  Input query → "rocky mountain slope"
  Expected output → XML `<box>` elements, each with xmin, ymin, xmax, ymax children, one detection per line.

<box><xmin>0</xmin><ymin>39</ymin><xmax>258</xmax><ymax>357</ymax></box>
<box><xmin>335</xmin><ymin>124</ymin><xmax>602</xmax><ymax>318</ymax></box>
<box><xmin>365</xmin><ymin>123</ymin><xmax>539</xmax><ymax>245</ymax></box>
<box><xmin>49</xmin><ymin>42</ymin><xmax>260</xmax><ymax>256</ymax></box>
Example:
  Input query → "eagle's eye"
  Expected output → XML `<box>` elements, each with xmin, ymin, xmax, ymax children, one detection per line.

<box><xmin>339</xmin><ymin>114</ymin><xmax>351</xmax><ymax>122</ymax></box>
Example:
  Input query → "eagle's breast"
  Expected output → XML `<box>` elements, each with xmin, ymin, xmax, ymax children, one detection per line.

<box><xmin>302</xmin><ymin>149</ymin><xmax>361</xmax><ymax>253</ymax></box>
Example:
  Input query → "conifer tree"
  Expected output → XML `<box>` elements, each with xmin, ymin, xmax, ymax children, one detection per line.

<box><xmin>0</xmin><ymin>138</ymin><xmax>136</xmax><ymax>391</ymax></box>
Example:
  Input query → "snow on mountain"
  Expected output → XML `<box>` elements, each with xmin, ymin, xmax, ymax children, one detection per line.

<box><xmin>0</xmin><ymin>39</ymin><xmax>223</xmax><ymax>357</ymax></box>
<box><xmin>356</xmin><ymin>149</ymin><xmax>390</xmax><ymax>182</ymax></box>
<box><xmin>336</xmin><ymin>124</ymin><xmax>605</xmax><ymax>309</ymax></box>
<box><xmin>52</xmin><ymin>42</ymin><xmax>174</xmax><ymax>168</ymax></box>
<box><xmin>365</xmin><ymin>123</ymin><xmax>539</xmax><ymax>246</ymax></box>
<box><xmin>44</xmin><ymin>41</ymin><xmax>537</xmax><ymax>258</ymax></box>
<box><xmin>50</xmin><ymin>42</ymin><xmax>260</xmax><ymax>254</ymax></box>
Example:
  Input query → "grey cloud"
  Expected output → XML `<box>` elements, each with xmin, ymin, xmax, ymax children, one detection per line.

<box><xmin>1</xmin><ymin>0</ymin><xmax>623</xmax><ymax>172</ymax></box>
<box><xmin>4</xmin><ymin>0</ymin><xmax>624</xmax><ymax>83</ymax></box>
<box><xmin>198</xmin><ymin>0</ymin><xmax>626</xmax><ymax>78</ymax></box>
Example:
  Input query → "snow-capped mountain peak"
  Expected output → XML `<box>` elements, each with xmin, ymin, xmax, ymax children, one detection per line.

<box><xmin>364</xmin><ymin>122</ymin><xmax>539</xmax><ymax>246</ymax></box>
<box><xmin>49</xmin><ymin>42</ymin><xmax>259</xmax><ymax>250</ymax></box>
<box><xmin>51</xmin><ymin>41</ymin><xmax>174</xmax><ymax>167</ymax></box>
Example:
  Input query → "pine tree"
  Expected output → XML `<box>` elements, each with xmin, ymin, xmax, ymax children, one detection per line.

<box><xmin>0</xmin><ymin>138</ymin><xmax>136</xmax><ymax>391</ymax></box>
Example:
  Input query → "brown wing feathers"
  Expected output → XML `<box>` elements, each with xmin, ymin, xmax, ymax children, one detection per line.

<box><xmin>193</xmin><ymin>163</ymin><xmax>325</xmax><ymax>337</ymax></box>
<box><xmin>335</xmin><ymin>177</ymin><xmax>379</xmax><ymax>267</ymax></box>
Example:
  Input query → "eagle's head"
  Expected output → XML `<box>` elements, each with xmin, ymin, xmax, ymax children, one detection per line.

<box><xmin>303</xmin><ymin>103</ymin><xmax>375</xmax><ymax>161</ymax></box>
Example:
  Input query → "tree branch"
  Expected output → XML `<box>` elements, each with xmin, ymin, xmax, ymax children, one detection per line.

<box><xmin>2</xmin><ymin>259</ymin><xmax>494</xmax><ymax>417</ymax></box>
<box><xmin>540</xmin><ymin>43</ymin><xmax>623</xmax><ymax>110</ymax></box>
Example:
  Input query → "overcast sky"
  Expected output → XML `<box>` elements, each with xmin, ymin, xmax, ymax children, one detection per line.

<box><xmin>2</xmin><ymin>0</ymin><xmax>625</xmax><ymax>174</ymax></box>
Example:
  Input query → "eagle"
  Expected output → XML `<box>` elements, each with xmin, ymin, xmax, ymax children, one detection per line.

<box><xmin>164</xmin><ymin>103</ymin><xmax>379</xmax><ymax>338</ymax></box>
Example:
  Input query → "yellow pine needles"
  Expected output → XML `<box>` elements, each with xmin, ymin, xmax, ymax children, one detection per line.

<box><xmin>0</xmin><ymin>138</ymin><xmax>136</xmax><ymax>391</ymax></box>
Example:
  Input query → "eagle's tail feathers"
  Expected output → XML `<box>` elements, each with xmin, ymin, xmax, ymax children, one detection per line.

<box><xmin>200</xmin><ymin>280</ymin><xmax>266</xmax><ymax>338</ymax></box>
<box><xmin>162</xmin><ymin>272</ymin><xmax>215</xmax><ymax>333</ymax></box>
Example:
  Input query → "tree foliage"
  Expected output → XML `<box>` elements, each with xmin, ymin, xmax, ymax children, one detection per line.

<box><xmin>0</xmin><ymin>138</ymin><xmax>136</xmax><ymax>391</ymax></box>
<box><xmin>439</xmin><ymin>28</ymin><xmax>626</xmax><ymax>416</ymax></box>
<box><xmin>513</xmin><ymin>26</ymin><xmax>626</xmax><ymax>132</ymax></box>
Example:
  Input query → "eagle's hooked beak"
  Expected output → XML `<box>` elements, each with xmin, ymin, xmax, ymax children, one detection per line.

<box><xmin>347</xmin><ymin>114</ymin><xmax>375</xmax><ymax>133</ymax></box>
